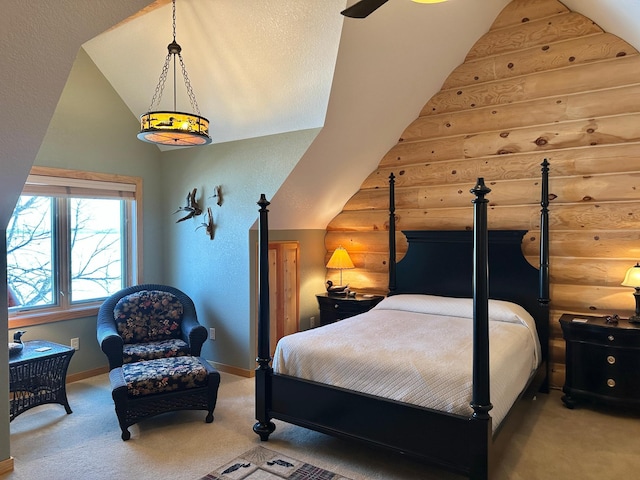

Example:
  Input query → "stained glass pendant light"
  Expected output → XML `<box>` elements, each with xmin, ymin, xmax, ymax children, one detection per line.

<box><xmin>137</xmin><ymin>0</ymin><xmax>211</xmax><ymax>146</ymax></box>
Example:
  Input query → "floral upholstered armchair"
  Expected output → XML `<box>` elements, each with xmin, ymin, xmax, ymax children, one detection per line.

<box><xmin>97</xmin><ymin>284</ymin><xmax>208</xmax><ymax>370</ymax></box>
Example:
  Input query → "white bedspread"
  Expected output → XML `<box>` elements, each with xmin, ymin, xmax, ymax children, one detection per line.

<box><xmin>273</xmin><ymin>294</ymin><xmax>541</xmax><ymax>431</ymax></box>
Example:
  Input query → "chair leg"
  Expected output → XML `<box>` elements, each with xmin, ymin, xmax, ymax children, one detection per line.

<box><xmin>110</xmin><ymin>370</ymin><xmax>132</xmax><ymax>441</ymax></box>
<box><xmin>205</xmin><ymin>364</ymin><xmax>220</xmax><ymax>425</ymax></box>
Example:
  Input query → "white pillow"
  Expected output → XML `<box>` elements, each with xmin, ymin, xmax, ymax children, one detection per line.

<box><xmin>373</xmin><ymin>294</ymin><xmax>535</xmax><ymax>328</ymax></box>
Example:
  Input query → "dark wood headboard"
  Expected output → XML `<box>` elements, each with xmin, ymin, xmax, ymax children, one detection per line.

<box><xmin>393</xmin><ymin>230</ymin><xmax>544</xmax><ymax>322</ymax></box>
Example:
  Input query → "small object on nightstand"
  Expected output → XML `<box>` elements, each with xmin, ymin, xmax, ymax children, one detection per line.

<box><xmin>605</xmin><ymin>314</ymin><xmax>620</xmax><ymax>325</ymax></box>
<box><xmin>560</xmin><ymin>313</ymin><xmax>640</xmax><ymax>410</ymax></box>
<box><xmin>316</xmin><ymin>293</ymin><xmax>384</xmax><ymax>326</ymax></box>
<box><xmin>325</xmin><ymin>280</ymin><xmax>349</xmax><ymax>296</ymax></box>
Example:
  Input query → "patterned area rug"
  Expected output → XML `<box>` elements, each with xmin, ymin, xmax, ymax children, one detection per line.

<box><xmin>200</xmin><ymin>446</ymin><xmax>353</xmax><ymax>480</ymax></box>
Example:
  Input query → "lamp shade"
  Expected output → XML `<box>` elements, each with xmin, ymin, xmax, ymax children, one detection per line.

<box><xmin>326</xmin><ymin>246</ymin><xmax>355</xmax><ymax>270</ymax></box>
<box><xmin>622</xmin><ymin>263</ymin><xmax>640</xmax><ymax>287</ymax></box>
<box><xmin>138</xmin><ymin>111</ymin><xmax>211</xmax><ymax>146</ymax></box>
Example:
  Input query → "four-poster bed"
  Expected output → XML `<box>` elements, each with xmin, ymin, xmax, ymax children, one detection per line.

<box><xmin>254</xmin><ymin>161</ymin><xmax>550</xmax><ymax>480</ymax></box>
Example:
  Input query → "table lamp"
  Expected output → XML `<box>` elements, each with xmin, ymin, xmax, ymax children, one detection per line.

<box><xmin>621</xmin><ymin>262</ymin><xmax>640</xmax><ymax>323</ymax></box>
<box><xmin>326</xmin><ymin>246</ymin><xmax>355</xmax><ymax>287</ymax></box>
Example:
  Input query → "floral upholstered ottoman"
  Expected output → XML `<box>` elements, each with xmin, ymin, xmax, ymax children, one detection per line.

<box><xmin>109</xmin><ymin>356</ymin><xmax>220</xmax><ymax>440</ymax></box>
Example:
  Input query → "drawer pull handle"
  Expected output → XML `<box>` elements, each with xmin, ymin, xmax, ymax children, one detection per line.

<box><xmin>607</xmin><ymin>378</ymin><xmax>616</xmax><ymax>388</ymax></box>
<box><xmin>607</xmin><ymin>335</ymin><xmax>615</xmax><ymax>342</ymax></box>
<box><xmin>334</xmin><ymin>304</ymin><xmax>339</xmax><ymax>309</ymax></box>
<box><xmin>607</xmin><ymin>355</ymin><xmax>616</xmax><ymax>365</ymax></box>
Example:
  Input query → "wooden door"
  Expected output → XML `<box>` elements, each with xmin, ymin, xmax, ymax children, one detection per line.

<box><xmin>266</xmin><ymin>242</ymin><xmax>300</xmax><ymax>355</ymax></box>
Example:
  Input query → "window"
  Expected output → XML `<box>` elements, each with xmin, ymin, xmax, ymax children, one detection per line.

<box><xmin>7</xmin><ymin>167</ymin><xmax>142</xmax><ymax>327</ymax></box>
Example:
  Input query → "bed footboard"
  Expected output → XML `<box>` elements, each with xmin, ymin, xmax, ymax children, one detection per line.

<box><xmin>270</xmin><ymin>373</ymin><xmax>492</xmax><ymax>478</ymax></box>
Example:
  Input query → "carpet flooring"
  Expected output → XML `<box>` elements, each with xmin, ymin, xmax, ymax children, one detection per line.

<box><xmin>200</xmin><ymin>446</ymin><xmax>353</xmax><ymax>480</ymax></box>
<box><xmin>5</xmin><ymin>371</ymin><xmax>640</xmax><ymax>479</ymax></box>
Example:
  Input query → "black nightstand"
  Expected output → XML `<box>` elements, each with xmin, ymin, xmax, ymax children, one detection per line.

<box><xmin>316</xmin><ymin>293</ymin><xmax>384</xmax><ymax>326</ymax></box>
<box><xmin>559</xmin><ymin>313</ymin><xmax>640</xmax><ymax>409</ymax></box>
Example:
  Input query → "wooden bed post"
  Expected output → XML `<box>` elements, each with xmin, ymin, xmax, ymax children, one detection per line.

<box><xmin>538</xmin><ymin>159</ymin><xmax>551</xmax><ymax>392</ymax></box>
<box><xmin>253</xmin><ymin>194</ymin><xmax>276</xmax><ymax>441</ymax></box>
<box><xmin>388</xmin><ymin>172</ymin><xmax>397</xmax><ymax>294</ymax></box>
<box><xmin>470</xmin><ymin>178</ymin><xmax>493</xmax><ymax>420</ymax></box>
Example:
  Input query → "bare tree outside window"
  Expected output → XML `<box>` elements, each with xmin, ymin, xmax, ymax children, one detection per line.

<box><xmin>6</xmin><ymin>196</ymin><xmax>54</xmax><ymax>307</ymax></box>
<box><xmin>69</xmin><ymin>198</ymin><xmax>124</xmax><ymax>302</ymax></box>
<box><xmin>6</xmin><ymin>195</ymin><xmax>126</xmax><ymax>309</ymax></box>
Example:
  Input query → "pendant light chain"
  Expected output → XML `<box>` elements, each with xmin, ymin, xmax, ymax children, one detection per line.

<box><xmin>146</xmin><ymin>54</ymin><xmax>171</xmax><ymax>113</ymax></box>
<box><xmin>137</xmin><ymin>0</ymin><xmax>211</xmax><ymax>146</ymax></box>
<box><xmin>145</xmin><ymin>0</ymin><xmax>202</xmax><ymax>116</ymax></box>
<box><xmin>178</xmin><ymin>55</ymin><xmax>202</xmax><ymax>116</ymax></box>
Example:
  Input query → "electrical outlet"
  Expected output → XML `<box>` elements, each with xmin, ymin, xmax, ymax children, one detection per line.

<box><xmin>209</xmin><ymin>327</ymin><xmax>216</xmax><ymax>340</ymax></box>
<box><xmin>310</xmin><ymin>316</ymin><xmax>316</xmax><ymax>328</ymax></box>
<box><xmin>70</xmin><ymin>337</ymin><xmax>80</xmax><ymax>350</ymax></box>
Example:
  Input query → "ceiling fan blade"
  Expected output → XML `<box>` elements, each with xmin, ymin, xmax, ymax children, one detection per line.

<box><xmin>341</xmin><ymin>0</ymin><xmax>390</xmax><ymax>18</ymax></box>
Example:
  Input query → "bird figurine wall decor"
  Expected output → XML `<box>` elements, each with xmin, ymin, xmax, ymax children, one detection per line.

<box><xmin>208</xmin><ymin>185</ymin><xmax>223</xmax><ymax>207</ymax></box>
<box><xmin>174</xmin><ymin>188</ymin><xmax>203</xmax><ymax>223</ymax></box>
<box><xmin>197</xmin><ymin>207</ymin><xmax>215</xmax><ymax>240</ymax></box>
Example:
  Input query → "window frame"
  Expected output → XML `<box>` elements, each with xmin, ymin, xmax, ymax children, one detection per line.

<box><xmin>8</xmin><ymin>166</ymin><xmax>143</xmax><ymax>328</ymax></box>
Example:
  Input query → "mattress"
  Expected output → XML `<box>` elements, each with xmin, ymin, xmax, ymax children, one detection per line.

<box><xmin>273</xmin><ymin>294</ymin><xmax>541</xmax><ymax>431</ymax></box>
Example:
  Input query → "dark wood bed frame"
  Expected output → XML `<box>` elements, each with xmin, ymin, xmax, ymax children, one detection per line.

<box><xmin>254</xmin><ymin>160</ymin><xmax>550</xmax><ymax>480</ymax></box>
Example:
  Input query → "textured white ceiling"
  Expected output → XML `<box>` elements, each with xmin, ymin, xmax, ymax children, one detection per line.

<box><xmin>83</xmin><ymin>0</ymin><xmax>345</xmax><ymax>147</ymax></box>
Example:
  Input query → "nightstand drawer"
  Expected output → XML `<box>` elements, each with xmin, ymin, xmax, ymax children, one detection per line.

<box><xmin>567</xmin><ymin>343</ymin><xmax>640</xmax><ymax>399</ymax></box>
<box><xmin>324</xmin><ymin>300</ymin><xmax>364</xmax><ymax>315</ymax></box>
<box><xmin>560</xmin><ymin>313</ymin><xmax>640</xmax><ymax>409</ymax></box>
<box><xmin>564</xmin><ymin>324</ymin><xmax>640</xmax><ymax>349</ymax></box>
<box><xmin>316</xmin><ymin>293</ymin><xmax>384</xmax><ymax>326</ymax></box>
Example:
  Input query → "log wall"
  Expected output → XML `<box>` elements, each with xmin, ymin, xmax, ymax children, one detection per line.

<box><xmin>324</xmin><ymin>0</ymin><xmax>640</xmax><ymax>389</ymax></box>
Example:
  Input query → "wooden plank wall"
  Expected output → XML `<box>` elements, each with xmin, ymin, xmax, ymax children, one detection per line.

<box><xmin>324</xmin><ymin>0</ymin><xmax>640</xmax><ymax>389</ymax></box>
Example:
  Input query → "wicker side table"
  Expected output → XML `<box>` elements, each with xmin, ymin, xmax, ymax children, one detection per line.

<box><xmin>9</xmin><ymin>340</ymin><xmax>75</xmax><ymax>421</ymax></box>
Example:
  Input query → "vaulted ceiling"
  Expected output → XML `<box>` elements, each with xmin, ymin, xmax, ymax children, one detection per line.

<box><xmin>82</xmin><ymin>0</ymin><xmax>640</xmax><ymax>149</ymax></box>
<box><xmin>2</xmin><ymin>0</ymin><xmax>640</xmax><ymax>229</ymax></box>
<box><xmin>83</xmin><ymin>0</ymin><xmax>345</xmax><ymax>147</ymax></box>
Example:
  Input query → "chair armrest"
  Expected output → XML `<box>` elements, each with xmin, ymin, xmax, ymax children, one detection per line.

<box><xmin>181</xmin><ymin>314</ymin><xmax>207</xmax><ymax>356</ymax></box>
<box><xmin>100</xmin><ymin>335</ymin><xmax>125</xmax><ymax>370</ymax></box>
<box><xmin>97</xmin><ymin>309</ymin><xmax>124</xmax><ymax>370</ymax></box>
